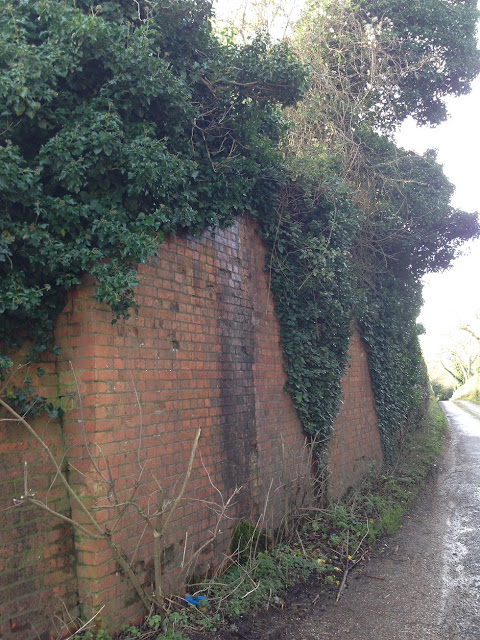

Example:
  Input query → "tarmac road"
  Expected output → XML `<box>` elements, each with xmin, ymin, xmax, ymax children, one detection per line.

<box><xmin>288</xmin><ymin>400</ymin><xmax>480</xmax><ymax>640</ymax></box>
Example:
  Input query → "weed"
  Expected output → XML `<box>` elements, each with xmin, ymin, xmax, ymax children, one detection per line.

<box><xmin>81</xmin><ymin>630</ymin><xmax>111</xmax><ymax>640</ymax></box>
<box><xmin>300</xmin><ymin>397</ymin><xmax>448</xmax><ymax>590</ymax></box>
<box><xmin>231</xmin><ymin>520</ymin><xmax>269</xmax><ymax>564</ymax></box>
<box><xmin>187</xmin><ymin>543</ymin><xmax>320</xmax><ymax>624</ymax></box>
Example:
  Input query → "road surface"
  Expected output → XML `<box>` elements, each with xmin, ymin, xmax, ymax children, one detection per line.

<box><xmin>287</xmin><ymin>400</ymin><xmax>480</xmax><ymax>640</ymax></box>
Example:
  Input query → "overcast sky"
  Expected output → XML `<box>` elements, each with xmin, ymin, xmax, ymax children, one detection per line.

<box><xmin>396</xmin><ymin>75</ymin><xmax>480</xmax><ymax>360</ymax></box>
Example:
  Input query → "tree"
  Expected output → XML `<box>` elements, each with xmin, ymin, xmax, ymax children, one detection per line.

<box><xmin>289</xmin><ymin>0</ymin><xmax>479</xmax><ymax>285</ymax></box>
<box><xmin>352</xmin><ymin>135</ymin><xmax>479</xmax><ymax>285</ymax></box>
<box><xmin>354</xmin><ymin>0</ymin><xmax>480</xmax><ymax>125</ymax></box>
<box><xmin>293</xmin><ymin>0</ymin><xmax>479</xmax><ymax>131</ymax></box>
<box><xmin>213</xmin><ymin>0</ymin><xmax>304</xmax><ymax>41</ymax></box>
<box><xmin>441</xmin><ymin>328</ymin><xmax>480</xmax><ymax>387</ymax></box>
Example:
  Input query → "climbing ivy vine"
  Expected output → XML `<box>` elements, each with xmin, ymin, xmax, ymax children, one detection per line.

<box><xmin>283</xmin><ymin>0</ymin><xmax>480</xmax><ymax>459</ymax></box>
<box><xmin>353</xmin><ymin>132</ymin><xmax>479</xmax><ymax>459</ymax></box>
<box><xmin>255</xmin><ymin>181</ymin><xmax>359</xmax><ymax>444</ymax></box>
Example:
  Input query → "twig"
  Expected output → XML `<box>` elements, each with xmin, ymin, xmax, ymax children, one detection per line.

<box><xmin>161</xmin><ymin>428</ymin><xmax>201</xmax><ymax>533</ymax></box>
<box><xmin>153</xmin><ymin>484</ymin><xmax>164</xmax><ymax>605</ymax></box>
<box><xmin>66</xmin><ymin>606</ymin><xmax>105</xmax><ymax>639</ymax></box>
<box><xmin>18</xmin><ymin>497</ymin><xmax>103</xmax><ymax>540</ymax></box>
<box><xmin>69</xmin><ymin>362</ymin><xmax>109</xmax><ymax>486</ymax></box>
<box><xmin>130</xmin><ymin>372</ymin><xmax>144</xmax><ymax>473</ymax></box>
<box><xmin>0</xmin><ymin>397</ymin><xmax>103</xmax><ymax>536</ymax></box>
<box><xmin>181</xmin><ymin>531</ymin><xmax>188</xmax><ymax>569</ymax></box>
<box><xmin>335</xmin><ymin>529</ymin><xmax>349</xmax><ymax>603</ymax></box>
<box><xmin>335</xmin><ymin>564</ymin><xmax>349</xmax><ymax>603</ymax></box>
<box><xmin>296</xmin><ymin>529</ymin><xmax>307</xmax><ymax>556</ymax></box>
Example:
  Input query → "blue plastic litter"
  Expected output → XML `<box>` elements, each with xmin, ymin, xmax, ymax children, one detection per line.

<box><xmin>184</xmin><ymin>594</ymin><xmax>209</xmax><ymax>608</ymax></box>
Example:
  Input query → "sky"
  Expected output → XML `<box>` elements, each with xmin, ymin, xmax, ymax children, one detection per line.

<box><xmin>396</xmin><ymin>76</ymin><xmax>480</xmax><ymax>360</ymax></box>
<box><xmin>213</xmin><ymin>0</ymin><xmax>480</xmax><ymax>362</ymax></box>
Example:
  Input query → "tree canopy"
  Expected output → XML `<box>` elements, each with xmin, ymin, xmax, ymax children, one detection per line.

<box><xmin>280</xmin><ymin>0</ymin><xmax>479</xmax><ymax>456</ymax></box>
<box><xmin>295</xmin><ymin>0</ymin><xmax>480</xmax><ymax>130</ymax></box>
<box><xmin>354</xmin><ymin>0</ymin><xmax>480</xmax><ymax>125</ymax></box>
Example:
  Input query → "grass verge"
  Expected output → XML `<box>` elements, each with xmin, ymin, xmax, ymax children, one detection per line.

<box><xmin>299</xmin><ymin>397</ymin><xmax>448</xmax><ymax>594</ymax></box>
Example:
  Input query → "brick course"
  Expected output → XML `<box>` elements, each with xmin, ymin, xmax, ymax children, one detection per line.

<box><xmin>329</xmin><ymin>326</ymin><xmax>383</xmax><ymax>499</ymax></box>
<box><xmin>0</xmin><ymin>215</ymin><xmax>381</xmax><ymax>637</ymax></box>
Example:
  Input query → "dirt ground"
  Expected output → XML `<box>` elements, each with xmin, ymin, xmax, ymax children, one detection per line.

<box><xmin>190</xmin><ymin>400</ymin><xmax>480</xmax><ymax>640</ymax></box>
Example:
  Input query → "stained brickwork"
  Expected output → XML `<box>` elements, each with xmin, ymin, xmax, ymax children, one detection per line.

<box><xmin>0</xmin><ymin>352</ymin><xmax>79</xmax><ymax>640</ymax></box>
<box><xmin>329</xmin><ymin>326</ymin><xmax>384</xmax><ymax>499</ymax></box>
<box><xmin>0</xmin><ymin>216</ymin><xmax>382</xmax><ymax>637</ymax></box>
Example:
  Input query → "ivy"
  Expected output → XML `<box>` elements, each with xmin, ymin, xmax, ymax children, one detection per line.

<box><xmin>255</xmin><ymin>181</ymin><xmax>360</xmax><ymax>443</ymax></box>
<box><xmin>284</xmin><ymin>0</ymin><xmax>480</xmax><ymax>458</ymax></box>
<box><xmin>349</xmin><ymin>130</ymin><xmax>479</xmax><ymax>457</ymax></box>
<box><xmin>358</xmin><ymin>274</ymin><xmax>427</xmax><ymax>460</ymax></box>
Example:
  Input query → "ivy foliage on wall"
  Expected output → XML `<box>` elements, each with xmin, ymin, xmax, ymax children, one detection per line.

<box><xmin>1</xmin><ymin>0</ymin><xmax>479</xmax><ymax>459</ymax></box>
<box><xmin>359</xmin><ymin>272</ymin><xmax>428</xmax><ymax>459</ymax></box>
<box><xmin>257</xmin><ymin>181</ymin><xmax>360</xmax><ymax>443</ymax></box>
<box><xmin>353</xmin><ymin>131</ymin><xmax>479</xmax><ymax>459</ymax></box>
<box><xmin>287</xmin><ymin>0</ymin><xmax>480</xmax><ymax>459</ymax></box>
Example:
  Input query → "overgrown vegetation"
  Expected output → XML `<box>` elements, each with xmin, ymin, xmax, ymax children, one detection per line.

<box><xmin>1</xmin><ymin>0</ymin><xmax>479</xmax><ymax>454</ymax></box>
<box><xmin>1</xmin><ymin>0</ymin><xmax>479</xmax><ymax>633</ymax></box>
<box><xmin>279</xmin><ymin>0</ymin><xmax>479</xmax><ymax>458</ymax></box>
<box><xmin>257</xmin><ymin>183</ymin><xmax>359</xmax><ymax>441</ymax></box>
<box><xmin>0</xmin><ymin>0</ymin><xmax>304</xmax><ymax>360</ymax></box>
<box><xmin>74</xmin><ymin>397</ymin><xmax>448</xmax><ymax>640</ymax></box>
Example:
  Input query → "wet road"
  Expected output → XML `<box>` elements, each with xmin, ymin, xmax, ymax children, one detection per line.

<box><xmin>289</xmin><ymin>400</ymin><xmax>480</xmax><ymax>639</ymax></box>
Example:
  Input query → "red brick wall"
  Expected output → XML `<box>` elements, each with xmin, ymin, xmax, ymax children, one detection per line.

<box><xmin>0</xmin><ymin>355</ymin><xmax>79</xmax><ymax>640</ymax></box>
<box><xmin>328</xmin><ymin>326</ymin><xmax>383</xmax><ymax>499</ymax></box>
<box><xmin>1</xmin><ymin>216</ymin><xmax>307</xmax><ymax>636</ymax></box>
<box><xmin>0</xmin><ymin>216</ymin><xmax>382</xmax><ymax>637</ymax></box>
